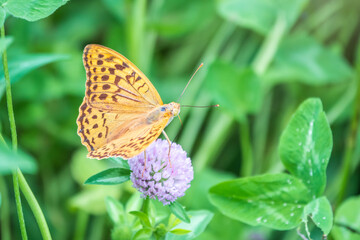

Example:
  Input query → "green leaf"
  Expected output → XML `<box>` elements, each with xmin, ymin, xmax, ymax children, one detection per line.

<box><xmin>169</xmin><ymin>201</ymin><xmax>190</xmax><ymax>224</ymax></box>
<box><xmin>209</xmin><ymin>173</ymin><xmax>312</xmax><ymax>230</ymax></box>
<box><xmin>129</xmin><ymin>211</ymin><xmax>152</xmax><ymax>228</ymax></box>
<box><xmin>206</xmin><ymin>61</ymin><xmax>262</xmax><ymax>122</ymax></box>
<box><xmin>0</xmin><ymin>36</ymin><xmax>13</xmax><ymax>56</ymax></box>
<box><xmin>105</xmin><ymin>196</ymin><xmax>125</xmax><ymax>224</ymax></box>
<box><xmin>0</xmin><ymin>145</ymin><xmax>37</xmax><ymax>174</ymax></box>
<box><xmin>165</xmin><ymin>210</ymin><xmax>213</xmax><ymax>240</ymax></box>
<box><xmin>332</xmin><ymin>196</ymin><xmax>360</xmax><ymax>240</ymax></box>
<box><xmin>217</xmin><ymin>0</ymin><xmax>307</xmax><ymax>35</ymax></box>
<box><xmin>169</xmin><ymin>229</ymin><xmax>191</xmax><ymax>235</ymax></box>
<box><xmin>0</xmin><ymin>53</ymin><xmax>68</xmax><ymax>98</ymax></box>
<box><xmin>3</xmin><ymin>0</ymin><xmax>69</xmax><ymax>21</ymax></box>
<box><xmin>84</xmin><ymin>167</ymin><xmax>131</xmax><ymax>185</ymax></box>
<box><xmin>265</xmin><ymin>34</ymin><xmax>353</xmax><ymax>85</ymax></box>
<box><xmin>303</xmin><ymin>196</ymin><xmax>333</xmax><ymax>235</ymax></box>
<box><xmin>132</xmin><ymin>228</ymin><xmax>153</xmax><ymax>240</ymax></box>
<box><xmin>0</xmin><ymin>7</ymin><xmax>5</xmax><ymax>26</ymax></box>
<box><xmin>279</xmin><ymin>98</ymin><xmax>332</xmax><ymax>197</ymax></box>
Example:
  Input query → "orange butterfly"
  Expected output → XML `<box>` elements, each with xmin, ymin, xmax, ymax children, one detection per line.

<box><xmin>77</xmin><ymin>44</ymin><xmax>191</xmax><ymax>160</ymax></box>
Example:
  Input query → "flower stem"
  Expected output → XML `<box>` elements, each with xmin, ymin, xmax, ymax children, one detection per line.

<box><xmin>17</xmin><ymin>169</ymin><xmax>52</xmax><ymax>240</ymax></box>
<box><xmin>1</xmin><ymin>24</ymin><xmax>28</xmax><ymax>240</ymax></box>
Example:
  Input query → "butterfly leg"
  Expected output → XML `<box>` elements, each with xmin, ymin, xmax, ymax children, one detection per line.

<box><xmin>162</xmin><ymin>130</ymin><xmax>172</xmax><ymax>168</ymax></box>
<box><xmin>142</xmin><ymin>150</ymin><xmax>147</xmax><ymax>177</ymax></box>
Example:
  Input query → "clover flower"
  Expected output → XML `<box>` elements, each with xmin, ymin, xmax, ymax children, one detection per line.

<box><xmin>128</xmin><ymin>139</ymin><xmax>194</xmax><ymax>205</ymax></box>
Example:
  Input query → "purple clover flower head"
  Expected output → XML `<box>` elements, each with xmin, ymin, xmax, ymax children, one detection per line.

<box><xmin>128</xmin><ymin>139</ymin><xmax>194</xmax><ymax>205</ymax></box>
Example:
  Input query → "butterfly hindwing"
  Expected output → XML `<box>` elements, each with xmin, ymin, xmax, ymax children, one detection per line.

<box><xmin>88</xmin><ymin>114</ymin><xmax>170</xmax><ymax>159</ymax></box>
<box><xmin>77</xmin><ymin>98</ymin><xmax>137</xmax><ymax>154</ymax></box>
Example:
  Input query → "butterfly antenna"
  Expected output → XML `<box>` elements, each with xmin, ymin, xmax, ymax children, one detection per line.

<box><xmin>181</xmin><ymin>104</ymin><xmax>220</xmax><ymax>108</ymax></box>
<box><xmin>176</xmin><ymin>63</ymin><xmax>204</xmax><ymax>102</ymax></box>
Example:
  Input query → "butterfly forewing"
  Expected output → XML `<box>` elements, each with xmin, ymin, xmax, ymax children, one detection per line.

<box><xmin>77</xmin><ymin>44</ymin><xmax>170</xmax><ymax>159</ymax></box>
<box><xmin>83</xmin><ymin>44</ymin><xmax>162</xmax><ymax>110</ymax></box>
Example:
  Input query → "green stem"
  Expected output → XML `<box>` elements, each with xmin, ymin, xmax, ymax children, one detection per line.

<box><xmin>142</xmin><ymin>197</ymin><xmax>150</xmax><ymax>213</ymax></box>
<box><xmin>1</xmin><ymin>27</ymin><xmax>17</xmax><ymax>151</ymax></box>
<box><xmin>127</xmin><ymin>0</ymin><xmax>146</xmax><ymax>66</ymax></box>
<box><xmin>0</xmin><ymin>177</ymin><xmax>11</xmax><ymax>240</ymax></box>
<box><xmin>1</xmin><ymin>25</ymin><xmax>28</xmax><ymax>240</ymax></box>
<box><xmin>240</xmin><ymin>118</ymin><xmax>253</xmax><ymax>176</ymax></box>
<box><xmin>2</xmin><ymin>25</ymin><xmax>52</xmax><ymax>240</ymax></box>
<box><xmin>13</xmin><ymin>172</ymin><xmax>27</xmax><ymax>240</ymax></box>
<box><xmin>335</xmin><ymin>41</ymin><xmax>360</xmax><ymax>207</ymax></box>
<box><xmin>252</xmin><ymin>13</ymin><xmax>287</xmax><ymax>75</ymax></box>
<box><xmin>73</xmin><ymin>210</ymin><xmax>89</xmax><ymax>240</ymax></box>
<box><xmin>17</xmin><ymin>169</ymin><xmax>52</xmax><ymax>240</ymax></box>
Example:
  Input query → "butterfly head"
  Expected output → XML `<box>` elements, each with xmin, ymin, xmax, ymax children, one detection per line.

<box><xmin>160</xmin><ymin>102</ymin><xmax>180</xmax><ymax>117</ymax></box>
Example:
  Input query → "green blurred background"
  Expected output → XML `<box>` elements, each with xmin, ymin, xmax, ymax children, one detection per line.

<box><xmin>0</xmin><ymin>0</ymin><xmax>360</xmax><ymax>239</ymax></box>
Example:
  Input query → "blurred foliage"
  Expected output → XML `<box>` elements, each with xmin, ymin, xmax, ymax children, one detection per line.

<box><xmin>0</xmin><ymin>0</ymin><xmax>359</xmax><ymax>239</ymax></box>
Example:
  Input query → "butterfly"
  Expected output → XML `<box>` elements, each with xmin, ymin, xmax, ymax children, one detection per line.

<box><xmin>77</xmin><ymin>44</ymin><xmax>183</xmax><ymax>160</ymax></box>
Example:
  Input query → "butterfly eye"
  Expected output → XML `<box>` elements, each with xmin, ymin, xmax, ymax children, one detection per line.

<box><xmin>160</xmin><ymin>107</ymin><xmax>166</xmax><ymax>112</ymax></box>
